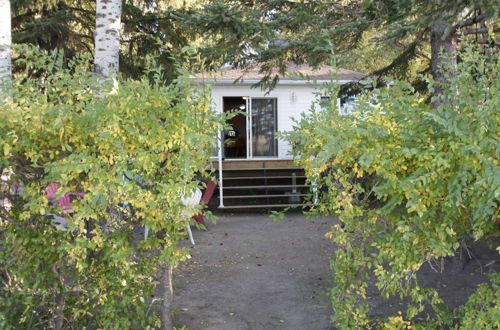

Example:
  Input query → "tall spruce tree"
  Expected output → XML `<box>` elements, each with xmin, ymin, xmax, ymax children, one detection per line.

<box><xmin>10</xmin><ymin>0</ymin><xmax>199</xmax><ymax>82</ymax></box>
<box><xmin>178</xmin><ymin>0</ymin><xmax>499</xmax><ymax>91</ymax></box>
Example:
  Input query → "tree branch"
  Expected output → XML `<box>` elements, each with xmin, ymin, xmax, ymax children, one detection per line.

<box><xmin>477</xmin><ymin>40</ymin><xmax>500</xmax><ymax>46</ymax></box>
<box><xmin>452</xmin><ymin>14</ymin><xmax>485</xmax><ymax>32</ymax></box>
<box><xmin>0</xmin><ymin>203</ymin><xmax>16</xmax><ymax>223</ymax></box>
<box><xmin>460</xmin><ymin>27</ymin><xmax>500</xmax><ymax>35</ymax></box>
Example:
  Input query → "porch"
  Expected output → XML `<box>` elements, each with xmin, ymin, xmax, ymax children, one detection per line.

<box><xmin>211</xmin><ymin>160</ymin><xmax>311</xmax><ymax>209</ymax></box>
<box><xmin>209</xmin><ymin>92</ymin><xmax>313</xmax><ymax>209</ymax></box>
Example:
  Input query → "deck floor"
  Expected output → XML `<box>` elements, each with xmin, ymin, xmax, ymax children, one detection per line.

<box><xmin>212</xmin><ymin>159</ymin><xmax>298</xmax><ymax>170</ymax></box>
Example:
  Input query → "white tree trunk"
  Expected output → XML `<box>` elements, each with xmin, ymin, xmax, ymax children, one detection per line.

<box><xmin>94</xmin><ymin>0</ymin><xmax>121</xmax><ymax>78</ymax></box>
<box><xmin>0</xmin><ymin>0</ymin><xmax>12</xmax><ymax>95</ymax></box>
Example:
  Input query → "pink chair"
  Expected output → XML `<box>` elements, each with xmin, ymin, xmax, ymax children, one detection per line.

<box><xmin>46</xmin><ymin>182</ymin><xmax>85</xmax><ymax>212</ymax></box>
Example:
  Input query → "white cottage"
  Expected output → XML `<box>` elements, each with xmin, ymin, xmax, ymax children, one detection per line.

<box><xmin>199</xmin><ymin>64</ymin><xmax>366</xmax><ymax>208</ymax></box>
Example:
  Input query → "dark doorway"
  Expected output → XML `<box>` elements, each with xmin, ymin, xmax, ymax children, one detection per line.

<box><xmin>223</xmin><ymin>97</ymin><xmax>247</xmax><ymax>158</ymax></box>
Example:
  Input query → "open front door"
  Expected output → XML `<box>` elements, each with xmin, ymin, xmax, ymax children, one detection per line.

<box><xmin>250</xmin><ymin>98</ymin><xmax>278</xmax><ymax>157</ymax></box>
<box><xmin>222</xmin><ymin>97</ymin><xmax>247</xmax><ymax>158</ymax></box>
<box><xmin>222</xmin><ymin>96</ymin><xmax>278</xmax><ymax>159</ymax></box>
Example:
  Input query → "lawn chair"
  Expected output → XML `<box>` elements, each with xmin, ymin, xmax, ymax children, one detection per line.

<box><xmin>46</xmin><ymin>182</ymin><xmax>85</xmax><ymax>230</ymax></box>
<box><xmin>144</xmin><ymin>188</ymin><xmax>202</xmax><ymax>245</ymax></box>
<box><xmin>192</xmin><ymin>180</ymin><xmax>216</xmax><ymax>226</ymax></box>
<box><xmin>46</xmin><ymin>182</ymin><xmax>85</xmax><ymax>211</ymax></box>
<box><xmin>181</xmin><ymin>188</ymin><xmax>202</xmax><ymax>245</ymax></box>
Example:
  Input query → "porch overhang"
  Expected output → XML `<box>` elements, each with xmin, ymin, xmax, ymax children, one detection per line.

<box><xmin>197</xmin><ymin>79</ymin><xmax>352</xmax><ymax>86</ymax></box>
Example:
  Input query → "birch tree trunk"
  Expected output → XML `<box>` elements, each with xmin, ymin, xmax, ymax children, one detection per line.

<box><xmin>94</xmin><ymin>0</ymin><xmax>121</xmax><ymax>78</ymax></box>
<box><xmin>159</xmin><ymin>264</ymin><xmax>174</xmax><ymax>330</ymax></box>
<box><xmin>0</xmin><ymin>0</ymin><xmax>12</xmax><ymax>97</ymax></box>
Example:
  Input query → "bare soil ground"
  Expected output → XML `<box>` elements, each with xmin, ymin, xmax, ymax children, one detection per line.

<box><xmin>173</xmin><ymin>212</ymin><xmax>335</xmax><ymax>330</ymax></box>
<box><xmin>172</xmin><ymin>212</ymin><xmax>499</xmax><ymax>329</ymax></box>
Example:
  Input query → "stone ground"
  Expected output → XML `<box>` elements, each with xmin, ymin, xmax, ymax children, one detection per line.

<box><xmin>172</xmin><ymin>211</ymin><xmax>499</xmax><ymax>330</ymax></box>
<box><xmin>172</xmin><ymin>212</ymin><xmax>336</xmax><ymax>330</ymax></box>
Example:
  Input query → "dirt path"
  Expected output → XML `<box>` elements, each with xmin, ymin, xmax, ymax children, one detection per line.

<box><xmin>173</xmin><ymin>212</ymin><xmax>337</xmax><ymax>330</ymax></box>
<box><xmin>172</xmin><ymin>212</ymin><xmax>499</xmax><ymax>329</ymax></box>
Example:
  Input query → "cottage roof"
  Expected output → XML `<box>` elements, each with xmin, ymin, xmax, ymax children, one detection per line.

<box><xmin>195</xmin><ymin>63</ymin><xmax>367</xmax><ymax>83</ymax></box>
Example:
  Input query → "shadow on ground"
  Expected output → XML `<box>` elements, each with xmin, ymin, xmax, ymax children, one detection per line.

<box><xmin>173</xmin><ymin>212</ymin><xmax>337</xmax><ymax>330</ymax></box>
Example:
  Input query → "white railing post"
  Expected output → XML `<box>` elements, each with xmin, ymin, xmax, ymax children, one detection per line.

<box><xmin>218</xmin><ymin>131</ymin><xmax>224</xmax><ymax>208</ymax></box>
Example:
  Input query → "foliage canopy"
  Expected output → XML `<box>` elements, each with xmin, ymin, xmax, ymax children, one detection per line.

<box><xmin>284</xmin><ymin>42</ymin><xmax>499</xmax><ymax>328</ymax></box>
<box><xmin>178</xmin><ymin>0</ymin><xmax>499</xmax><ymax>90</ymax></box>
<box><xmin>0</xmin><ymin>46</ymin><xmax>225</xmax><ymax>328</ymax></box>
<box><xmin>11</xmin><ymin>0</ymin><xmax>202</xmax><ymax>82</ymax></box>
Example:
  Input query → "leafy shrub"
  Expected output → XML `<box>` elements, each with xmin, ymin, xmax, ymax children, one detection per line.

<box><xmin>452</xmin><ymin>273</ymin><xmax>500</xmax><ymax>329</ymax></box>
<box><xmin>284</xmin><ymin>42</ymin><xmax>499</xmax><ymax>328</ymax></box>
<box><xmin>0</xmin><ymin>46</ymin><xmax>226</xmax><ymax>328</ymax></box>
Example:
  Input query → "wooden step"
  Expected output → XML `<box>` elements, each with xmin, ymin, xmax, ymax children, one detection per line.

<box><xmin>220</xmin><ymin>167</ymin><xmax>302</xmax><ymax>172</ymax></box>
<box><xmin>223</xmin><ymin>184</ymin><xmax>310</xmax><ymax>190</ymax></box>
<box><xmin>212</xmin><ymin>160</ymin><xmax>297</xmax><ymax>170</ymax></box>
<box><xmin>223</xmin><ymin>175</ymin><xmax>306</xmax><ymax>180</ymax></box>
<box><xmin>223</xmin><ymin>194</ymin><xmax>308</xmax><ymax>199</ymax></box>
<box><xmin>219</xmin><ymin>203</ymin><xmax>314</xmax><ymax>209</ymax></box>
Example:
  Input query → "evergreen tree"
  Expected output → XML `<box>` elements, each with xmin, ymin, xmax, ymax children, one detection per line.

<box><xmin>178</xmin><ymin>1</ymin><xmax>499</xmax><ymax>90</ymax></box>
<box><xmin>10</xmin><ymin>0</ymin><xmax>199</xmax><ymax>82</ymax></box>
<box><xmin>12</xmin><ymin>1</ymin><xmax>94</xmax><ymax>58</ymax></box>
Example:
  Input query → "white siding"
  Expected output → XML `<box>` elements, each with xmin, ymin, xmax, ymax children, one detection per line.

<box><xmin>211</xmin><ymin>83</ymin><xmax>321</xmax><ymax>159</ymax></box>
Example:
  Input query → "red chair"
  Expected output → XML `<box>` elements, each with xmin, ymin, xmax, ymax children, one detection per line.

<box><xmin>46</xmin><ymin>182</ymin><xmax>85</xmax><ymax>212</ymax></box>
<box><xmin>192</xmin><ymin>180</ymin><xmax>216</xmax><ymax>226</ymax></box>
